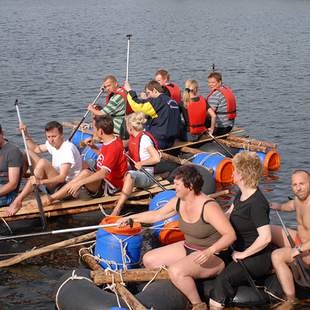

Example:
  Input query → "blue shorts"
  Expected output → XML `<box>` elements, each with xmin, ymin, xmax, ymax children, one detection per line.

<box><xmin>128</xmin><ymin>170</ymin><xmax>154</xmax><ymax>189</ymax></box>
<box><xmin>0</xmin><ymin>191</ymin><xmax>18</xmax><ymax>207</ymax></box>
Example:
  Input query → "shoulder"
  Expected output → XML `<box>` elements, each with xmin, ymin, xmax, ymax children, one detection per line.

<box><xmin>140</xmin><ymin>134</ymin><xmax>153</xmax><ymax>145</ymax></box>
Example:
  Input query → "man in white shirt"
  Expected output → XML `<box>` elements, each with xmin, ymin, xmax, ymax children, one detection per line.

<box><xmin>6</xmin><ymin>121</ymin><xmax>82</xmax><ymax>216</ymax></box>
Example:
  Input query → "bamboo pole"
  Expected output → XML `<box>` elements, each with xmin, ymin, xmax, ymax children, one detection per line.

<box><xmin>91</xmin><ymin>268</ymin><xmax>169</xmax><ymax>285</ymax></box>
<box><xmin>226</xmin><ymin>135</ymin><xmax>277</xmax><ymax>149</ymax></box>
<box><xmin>0</xmin><ymin>231</ymin><xmax>96</xmax><ymax>268</ymax></box>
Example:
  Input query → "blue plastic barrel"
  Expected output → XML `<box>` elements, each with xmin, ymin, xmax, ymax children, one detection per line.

<box><xmin>81</xmin><ymin>144</ymin><xmax>101</xmax><ymax>162</ymax></box>
<box><xmin>94</xmin><ymin>228</ymin><xmax>143</xmax><ymax>271</ymax></box>
<box><xmin>70</xmin><ymin>129</ymin><xmax>93</xmax><ymax>149</ymax></box>
<box><xmin>191</xmin><ymin>152</ymin><xmax>233</xmax><ymax>183</ymax></box>
<box><xmin>108</xmin><ymin>308</ymin><xmax>128</xmax><ymax>310</ymax></box>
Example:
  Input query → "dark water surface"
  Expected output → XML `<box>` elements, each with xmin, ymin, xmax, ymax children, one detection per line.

<box><xmin>0</xmin><ymin>0</ymin><xmax>310</xmax><ymax>308</ymax></box>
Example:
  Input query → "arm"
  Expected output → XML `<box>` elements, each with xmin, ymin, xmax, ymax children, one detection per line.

<box><xmin>119</xmin><ymin>197</ymin><xmax>178</xmax><ymax>224</ymax></box>
<box><xmin>83</xmin><ymin>138</ymin><xmax>101</xmax><ymax>156</ymax></box>
<box><xmin>270</xmin><ymin>200</ymin><xmax>295</xmax><ymax>212</ymax></box>
<box><xmin>232</xmin><ymin>225</ymin><xmax>271</xmax><ymax>261</ymax></box>
<box><xmin>194</xmin><ymin>202</ymin><xmax>236</xmax><ymax>265</ymax></box>
<box><xmin>207</xmin><ymin>107</ymin><xmax>216</xmax><ymax>135</ymax></box>
<box><xmin>39</xmin><ymin>163</ymin><xmax>72</xmax><ymax>185</ymax></box>
<box><xmin>127</xmin><ymin>91</ymin><xmax>157</xmax><ymax>118</ymax></box>
<box><xmin>19</xmin><ymin>123</ymin><xmax>46</xmax><ymax>153</ymax></box>
<box><xmin>135</xmin><ymin>145</ymin><xmax>160</xmax><ymax>170</ymax></box>
<box><xmin>0</xmin><ymin>167</ymin><xmax>21</xmax><ymax>196</ymax></box>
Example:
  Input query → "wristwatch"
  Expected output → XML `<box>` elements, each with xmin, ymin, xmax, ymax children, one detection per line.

<box><xmin>295</xmin><ymin>245</ymin><xmax>303</xmax><ymax>254</ymax></box>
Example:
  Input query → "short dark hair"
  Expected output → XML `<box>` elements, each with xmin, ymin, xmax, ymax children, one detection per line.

<box><xmin>174</xmin><ymin>165</ymin><xmax>203</xmax><ymax>194</ymax></box>
<box><xmin>292</xmin><ymin>169</ymin><xmax>310</xmax><ymax>178</ymax></box>
<box><xmin>208</xmin><ymin>72</ymin><xmax>222</xmax><ymax>82</ymax></box>
<box><xmin>94</xmin><ymin>115</ymin><xmax>114</xmax><ymax>134</ymax></box>
<box><xmin>145</xmin><ymin>80</ymin><xmax>164</xmax><ymax>93</ymax></box>
<box><xmin>44</xmin><ymin>121</ymin><xmax>63</xmax><ymax>134</ymax></box>
<box><xmin>155</xmin><ymin>69</ymin><xmax>170</xmax><ymax>81</ymax></box>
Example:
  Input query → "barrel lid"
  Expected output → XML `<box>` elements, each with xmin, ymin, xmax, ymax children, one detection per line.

<box><xmin>99</xmin><ymin>216</ymin><xmax>142</xmax><ymax>235</ymax></box>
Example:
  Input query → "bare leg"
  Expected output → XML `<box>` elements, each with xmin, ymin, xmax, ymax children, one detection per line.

<box><xmin>112</xmin><ymin>173</ymin><xmax>134</xmax><ymax>216</ymax></box>
<box><xmin>169</xmin><ymin>252</ymin><xmax>224</xmax><ymax>305</ymax></box>
<box><xmin>272</xmin><ymin>247</ymin><xmax>296</xmax><ymax>301</ymax></box>
<box><xmin>143</xmin><ymin>241</ymin><xmax>186</xmax><ymax>268</ymax></box>
<box><xmin>271</xmin><ymin>225</ymin><xmax>297</xmax><ymax>248</ymax></box>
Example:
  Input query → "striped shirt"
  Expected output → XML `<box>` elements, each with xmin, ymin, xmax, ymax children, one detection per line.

<box><xmin>208</xmin><ymin>90</ymin><xmax>234</xmax><ymax>128</ymax></box>
<box><xmin>101</xmin><ymin>94</ymin><xmax>126</xmax><ymax>134</ymax></box>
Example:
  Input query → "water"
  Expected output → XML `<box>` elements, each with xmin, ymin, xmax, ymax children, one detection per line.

<box><xmin>0</xmin><ymin>0</ymin><xmax>310</xmax><ymax>308</ymax></box>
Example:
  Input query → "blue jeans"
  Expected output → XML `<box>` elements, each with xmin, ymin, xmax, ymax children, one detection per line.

<box><xmin>0</xmin><ymin>191</ymin><xmax>18</xmax><ymax>207</ymax></box>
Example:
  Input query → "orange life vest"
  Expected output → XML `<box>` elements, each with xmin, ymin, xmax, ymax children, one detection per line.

<box><xmin>165</xmin><ymin>82</ymin><xmax>182</xmax><ymax>104</ymax></box>
<box><xmin>187</xmin><ymin>96</ymin><xmax>208</xmax><ymax>135</ymax></box>
<box><xmin>128</xmin><ymin>131</ymin><xmax>159</xmax><ymax>164</ymax></box>
<box><xmin>106</xmin><ymin>87</ymin><xmax>133</xmax><ymax>114</ymax></box>
<box><xmin>206</xmin><ymin>85</ymin><xmax>236</xmax><ymax>120</ymax></box>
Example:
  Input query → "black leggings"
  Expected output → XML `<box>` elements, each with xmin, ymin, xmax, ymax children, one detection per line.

<box><xmin>210</xmin><ymin>247</ymin><xmax>273</xmax><ymax>305</ymax></box>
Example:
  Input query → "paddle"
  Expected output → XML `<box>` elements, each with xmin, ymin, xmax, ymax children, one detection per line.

<box><xmin>205</xmin><ymin>131</ymin><xmax>234</xmax><ymax>157</ymax></box>
<box><xmin>15</xmin><ymin>99</ymin><xmax>47</xmax><ymax>230</ymax></box>
<box><xmin>0</xmin><ymin>218</ymin><xmax>133</xmax><ymax>241</ymax></box>
<box><xmin>125</xmin><ymin>34</ymin><xmax>132</xmax><ymax>82</ymax></box>
<box><xmin>68</xmin><ymin>88</ymin><xmax>104</xmax><ymax>141</ymax></box>
<box><xmin>124</xmin><ymin>152</ymin><xmax>167</xmax><ymax>191</ymax></box>
<box><xmin>275</xmin><ymin>210</ymin><xmax>310</xmax><ymax>287</ymax></box>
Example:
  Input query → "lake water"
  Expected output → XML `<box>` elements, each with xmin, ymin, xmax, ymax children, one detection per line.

<box><xmin>0</xmin><ymin>0</ymin><xmax>309</xmax><ymax>308</ymax></box>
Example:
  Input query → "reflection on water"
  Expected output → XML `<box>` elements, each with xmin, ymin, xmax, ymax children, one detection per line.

<box><xmin>0</xmin><ymin>0</ymin><xmax>310</xmax><ymax>308</ymax></box>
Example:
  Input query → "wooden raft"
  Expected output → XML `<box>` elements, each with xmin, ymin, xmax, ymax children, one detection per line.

<box><xmin>0</xmin><ymin>180</ymin><xmax>174</xmax><ymax>222</ymax></box>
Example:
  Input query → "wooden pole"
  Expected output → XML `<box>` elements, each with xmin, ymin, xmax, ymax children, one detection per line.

<box><xmin>0</xmin><ymin>231</ymin><xmax>96</xmax><ymax>268</ymax></box>
<box><xmin>115</xmin><ymin>282</ymin><xmax>146</xmax><ymax>310</ymax></box>
<box><xmin>180</xmin><ymin>146</ymin><xmax>203</xmax><ymax>155</ymax></box>
<box><xmin>217</xmin><ymin>139</ymin><xmax>268</xmax><ymax>153</ymax></box>
<box><xmin>91</xmin><ymin>268</ymin><xmax>169</xmax><ymax>285</ymax></box>
<box><xmin>226</xmin><ymin>135</ymin><xmax>277</xmax><ymax>149</ymax></box>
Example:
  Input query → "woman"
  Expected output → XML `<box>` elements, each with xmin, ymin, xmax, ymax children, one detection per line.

<box><xmin>119</xmin><ymin>165</ymin><xmax>236</xmax><ymax>310</ymax></box>
<box><xmin>112</xmin><ymin>112</ymin><xmax>160</xmax><ymax>215</ymax></box>
<box><xmin>180</xmin><ymin>80</ymin><xmax>216</xmax><ymax>142</ymax></box>
<box><xmin>209</xmin><ymin>151</ymin><xmax>273</xmax><ymax>309</ymax></box>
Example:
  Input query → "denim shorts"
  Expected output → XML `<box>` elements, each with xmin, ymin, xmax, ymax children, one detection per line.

<box><xmin>0</xmin><ymin>191</ymin><xmax>18</xmax><ymax>207</ymax></box>
<box><xmin>128</xmin><ymin>170</ymin><xmax>155</xmax><ymax>189</ymax></box>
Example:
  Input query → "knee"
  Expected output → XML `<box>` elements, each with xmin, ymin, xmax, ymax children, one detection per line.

<box><xmin>34</xmin><ymin>158</ymin><xmax>49</xmax><ymax>173</ymax></box>
<box><xmin>271</xmin><ymin>249</ymin><xmax>283</xmax><ymax>265</ymax></box>
<box><xmin>143</xmin><ymin>252</ymin><xmax>159</xmax><ymax>268</ymax></box>
<box><xmin>168</xmin><ymin>264</ymin><xmax>183</xmax><ymax>282</ymax></box>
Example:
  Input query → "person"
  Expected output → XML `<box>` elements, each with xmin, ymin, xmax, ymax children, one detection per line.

<box><xmin>40</xmin><ymin>115</ymin><xmax>128</xmax><ymax>205</ymax></box>
<box><xmin>209</xmin><ymin>151</ymin><xmax>273</xmax><ymax>309</ymax></box>
<box><xmin>124</xmin><ymin>80</ymin><xmax>181</xmax><ymax>149</ymax></box>
<box><xmin>270</xmin><ymin>170</ymin><xmax>310</xmax><ymax>303</ymax></box>
<box><xmin>119</xmin><ymin>165</ymin><xmax>236</xmax><ymax>310</ymax></box>
<box><xmin>0</xmin><ymin>124</ymin><xmax>25</xmax><ymax>207</ymax></box>
<box><xmin>206</xmin><ymin>72</ymin><xmax>237</xmax><ymax>136</ymax></box>
<box><xmin>155</xmin><ymin>69</ymin><xmax>182</xmax><ymax>104</ymax></box>
<box><xmin>111</xmin><ymin>112</ymin><xmax>160</xmax><ymax>216</ymax></box>
<box><xmin>6</xmin><ymin>121</ymin><xmax>82</xmax><ymax>216</ymax></box>
<box><xmin>87</xmin><ymin>75</ymin><xmax>128</xmax><ymax>135</ymax></box>
<box><xmin>181</xmin><ymin>79</ymin><xmax>216</xmax><ymax>141</ymax></box>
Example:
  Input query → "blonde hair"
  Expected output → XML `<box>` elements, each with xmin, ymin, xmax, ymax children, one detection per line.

<box><xmin>232</xmin><ymin>151</ymin><xmax>263</xmax><ymax>188</ymax></box>
<box><xmin>183</xmin><ymin>80</ymin><xmax>199</xmax><ymax>108</ymax></box>
<box><xmin>125</xmin><ymin>112</ymin><xmax>147</xmax><ymax>131</ymax></box>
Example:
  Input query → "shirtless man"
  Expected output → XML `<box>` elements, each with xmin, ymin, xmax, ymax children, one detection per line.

<box><xmin>271</xmin><ymin>170</ymin><xmax>310</xmax><ymax>302</ymax></box>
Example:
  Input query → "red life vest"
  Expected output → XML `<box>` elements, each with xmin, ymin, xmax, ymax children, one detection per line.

<box><xmin>165</xmin><ymin>82</ymin><xmax>182</xmax><ymax>104</ymax></box>
<box><xmin>206</xmin><ymin>85</ymin><xmax>237</xmax><ymax>120</ymax></box>
<box><xmin>128</xmin><ymin>131</ymin><xmax>159</xmax><ymax>164</ymax></box>
<box><xmin>187</xmin><ymin>96</ymin><xmax>208</xmax><ymax>135</ymax></box>
<box><xmin>106</xmin><ymin>87</ymin><xmax>133</xmax><ymax>114</ymax></box>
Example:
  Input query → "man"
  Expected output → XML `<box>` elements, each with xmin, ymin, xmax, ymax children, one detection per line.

<box><xmin>41</xmin><ymin>115</ymin><xmax>128</xmax><ymax>205</ymax></box>
<box><xmin>6</xmin><ymin>121</ymin><xmax>82</xmax><ymax>216</ymax></box>
<box><xmin>155</xmin><ymin>69</ymin><xmax>182</xmax><ymax>104</ymax></box>
<box><xmin>0</xmin><ymin>124</ymin><xmax>25</xmax><ymax>207</ymax></box>
<box><xmin>88</xmin><ymin>75</ymin><xmax>128</xmax><ymax>135</ymax></box>
<box><xmin>124</xmin><ymin>80</ymin><xmax>181</xmax><ymax>149</ymax></box>
<box><xmin>271</xmin><ymin>170</ymin><xmax>310</xmax><ymax>302</ymax></box>
<box><xmin>206</xmin><ymin>72</ymin><xmax>237</xmax><ymax>136</ymax></box>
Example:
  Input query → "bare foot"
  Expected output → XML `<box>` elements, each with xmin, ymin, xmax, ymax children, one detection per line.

<box><xmin>28</xmin><ymin>195</ymin><xmax>53</xmax><ymax>208</ymax></box>
<box><xmin>5</xmin><ymin>199</ymin><xmax>23</xmax><ymax>216</ymax></box>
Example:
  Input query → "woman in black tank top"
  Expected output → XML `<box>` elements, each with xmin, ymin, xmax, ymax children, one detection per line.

<box><xmin>119</xmin><ymin>165</ymin><xmax>236</xmax><ymax>310</ymax></box>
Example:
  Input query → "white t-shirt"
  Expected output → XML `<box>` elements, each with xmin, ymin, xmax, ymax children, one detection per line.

<box><xmin>139</xmin><ymin>134</ymin><xmax>155</xmax><ymax>174</ymax></box>
<box><xmin>45</xmin><ymin>140</ymin><xmax>82</xmax><ymax>181</ymax></box>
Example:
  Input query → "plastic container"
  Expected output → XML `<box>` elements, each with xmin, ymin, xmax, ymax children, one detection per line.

<box><xmin>94</xmin><ymin>216</ymin><xmax>143</xmax><ymax>270</ymax></box>
<box><xmin>149</xmin><ymin>190</ymin><xmax>184</xmax><ymax>245</ymax></box>
<box><xmin>191</xmin><ymin>152</ymin><xmax>233</xmax><ymax>183</ymax></box>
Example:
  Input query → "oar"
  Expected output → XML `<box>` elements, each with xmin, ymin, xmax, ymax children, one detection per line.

<box><xmin>124</xmin><ymin>153</ymin><xmax>167</xmax><ymax>191</ymax></box>
<box><xmin>230</xmin><ymin>246</ymin><xmax>265</xmax><ymax>302</ymax></box>
<box><xmin>15</xmin><ymin>100</ymin><xmax>47</xmax><ymax>230</ymax></box>
<box><xmin>125</xmin><ymin>34</ymin><xmax>132</xmax><ymax>82</ymax></box>
<box><xmin>0</xmin><ymin>218</ymin><xmax>133</xmax><ymax>241</ymax></box>
<box><xmin>275</xmin><ymin>210</ymin><xmax>310</xmax><ymax>287</ymax></box>
<box><xmin>68</xmin><ymin>89</ymin><xmax>104</xmax><ymax>141</ymax></box>
<box><xmin>205</xmin><ymin>131</ymin><xmax>234</xmax><ymax>157</ymax></box>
